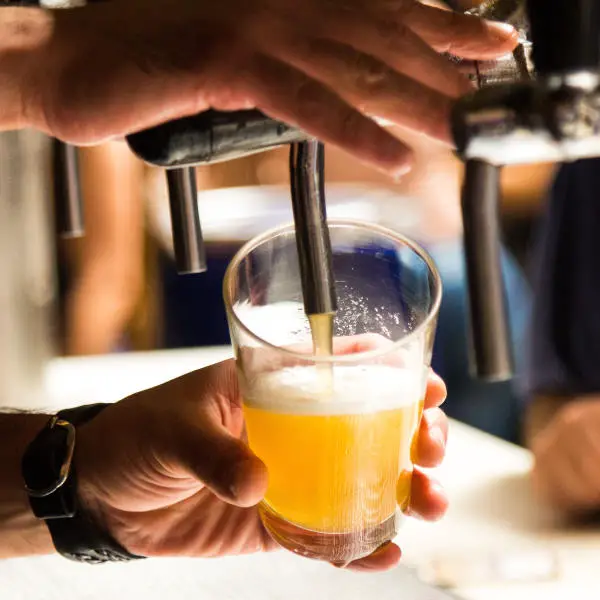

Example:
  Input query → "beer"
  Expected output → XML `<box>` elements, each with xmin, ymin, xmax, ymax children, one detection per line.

<box><xmin>308</xmin><ymin>313</ymin><xmax>334</xmax><ymax>357</ymax></box>
<box><xmin>308</xmin><ymin>311</ymin><xmax>334</xmax><ymax>391</ymax></box>
<box><xmin>242</xmin><ymin>363</ymin><xmax>423</xmax><ymax>562</ymax></box>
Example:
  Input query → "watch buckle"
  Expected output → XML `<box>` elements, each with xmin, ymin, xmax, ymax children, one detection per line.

<box><xmin>25</xmin><ymin>417</ymin><xmax>76</xmax><ymax>498</ymax></box>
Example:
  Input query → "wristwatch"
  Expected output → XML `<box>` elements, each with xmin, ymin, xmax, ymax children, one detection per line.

<box><xmin>22</xmin><ymin>404</ymin><xmax>144</xmax><ymax>564</ymax></box>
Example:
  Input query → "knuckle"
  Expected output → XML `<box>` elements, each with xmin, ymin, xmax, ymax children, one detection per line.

<box><xmin>373</xmin><ymin>19</ymin><xmax>411</xmax><ymax>52</ymax></box>
<box><xmin>352</xmin><ymin>53</ymin><xmax>392</xmax><ymax>95</ymax></box>
<box><xmin>336</xmin><ymin>108</ymin><xmax>367</xmax><ymax>144</ymax></box>
<box><xmin>560</xmin><ymin>403</ymin><xmax>584</xmax><ymax>427</ymax></box>
<box><xmin>292</xmin><ymin>79</ymin><xmax>327</xmax><ymax>121</ymax></box>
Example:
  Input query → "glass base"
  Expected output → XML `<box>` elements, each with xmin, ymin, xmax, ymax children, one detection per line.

<box><xmin>259</xmin><ymin>502</ymin><xmax>401</xmax><ymax>565</ymax></box>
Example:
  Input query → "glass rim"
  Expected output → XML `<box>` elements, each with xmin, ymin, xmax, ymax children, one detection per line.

<box><xmin>222</xmin><ymin>219</ymin><xmax>443</xmax><ymax>364</ymax></box>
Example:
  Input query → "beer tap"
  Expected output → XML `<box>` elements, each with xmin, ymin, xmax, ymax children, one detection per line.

<box><xmin>453</xmin><ymin>0</ymin><xmax>600</xmax><ymax>380</ymax></box>
<box><xmin>126</xmin><ymin>113</ymin><xmax>338</xmax><ymax>319</ymax></box>
<box><xmin>53</xmin><ymin>140</ymin><xmax>84</xmax><ymax>238</ymax></box>
<box><xmin>127</xmin><ymin>109</ymin><xmax>308</xmax><ymax>275</ymax></box>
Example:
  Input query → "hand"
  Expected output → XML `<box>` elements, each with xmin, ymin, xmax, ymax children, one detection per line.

<box><xmin>532</xmin><ymin>397</ymin><xmax>600</xmax><ymax>513</ymax></box>
<box><xmin>27</xmin><ymin>0</ymin><xmax>517</xmax><ymax>175</ymax></box>
<box><xmin>75</xmin><ymin>340</ymin><xmax>448</xmax><ymax>572</ymax></box>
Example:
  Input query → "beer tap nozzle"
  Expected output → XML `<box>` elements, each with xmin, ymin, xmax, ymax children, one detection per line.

<box><xmin>126</xmin><ymin>109</ymin><xmax>308</xmax><ymax>276</ymax></box>
<box><xmin>53</xmin><ymin>140</ymin><xmax>84</xmax><ymax>238</ymax></box>
<box><xmin>166</xmin><ymin>167</ymin><xmax>207</xmax><ymax>274</ymax></box>
<box><xmin>461</xmin><ymin>159</ymin><xmax>513</xmax><ymax>381</ymax></box>
<box><xmin>289</xmin><ymin>141</ymin><xmax>337</xmax><ymax>318</ymax></box>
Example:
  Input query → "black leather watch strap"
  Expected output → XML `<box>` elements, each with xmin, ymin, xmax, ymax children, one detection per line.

<box><xmin>22</xmin><ymin>404</ymin><xmax>144</xmax><ymax>564</ymax></box>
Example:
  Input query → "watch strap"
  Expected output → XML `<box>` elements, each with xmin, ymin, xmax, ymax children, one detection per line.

<box><xmin>48</xmin><ymin>501</ymin><xmax>142</xmax><ymax>564</ymax></box>
<box><xmin>22</xmin><ymin>404</ymin><xmax>144</xmax><ymax>563</ymax></box>
<box><xmin>23</xmin><ymin>404</ymin><xmax>106</xmax><ymax>519</ymax></box>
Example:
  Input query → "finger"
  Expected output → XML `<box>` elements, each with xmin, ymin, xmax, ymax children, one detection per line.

<box><xmin>272</xmin><ymin>37</ymin><xmax>454</xmax><ymax>143</ymax></box>
<box><xmin>280</xmin><ymin>17</ymin><xmax>473</xmax><ymax>98</ymax></box>
<box><xmin>403</xmin><ymin>4</ymin><xmax>519</xmax><ymax>59</ymax></box>
<box><xmin>244</xmin><ymin>54</ymin><xmax>413</xmax><ymax>177</ymax></box>
<box><xmin>533</xmin><ymin>450</ymin><xmax>594</xmax><ymax>510</ymax></box>
<box><xmin>246</xmin><ymin>334</ymin><xmax>439</xmax><ymax>380</ymax></box>
<box><xmin>343</xmin><ymin>542</ymin><xmax>402</xmax><ymax>572</ymax></box>
<box><xmin>578</xmin><ymin>420</ymin><xmax>600</xmax><ymax>499</ymax></box>
<box><xmin>405</xmin><ymin>468</ymin><xmax>448</xmax><ymax>521</ymax></box>
<box><xmin>531</xmin><ymin>414</ymin><xmax>600</xmax><ymax>510</ymax></box>
<box><xmin>176</xmin><ymin>423</ymin><xmax>268</xmax><ymax>508</ymax></box>
<box><xmin>333</xmin><ymin>333</ymin><xmax>395</xmax><ymax>355</ymax></box>
<box><xmin>542</xmin><ymin>423</ymin><xmax>600</xmax><ymax>509</ymax></box>
<box><xmin>282</xmin><ymin>333</ymin><xmax>395</xmax><ymax>357</ymax></box>
<box><xmin>413</xmin><ymin>407</ymin><xmax>448</xmax><ymax>468</ymax></box>
<box><xmin>424</xmin><ymin>370</ymin><xmax>447</xmax><ymax>409</ymax></box>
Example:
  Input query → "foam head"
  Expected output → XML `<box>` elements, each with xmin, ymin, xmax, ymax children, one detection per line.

<box><xmin>243</xmin><ymin>365</ymin><xmax>425</xmax><ymax>416</ymax></box>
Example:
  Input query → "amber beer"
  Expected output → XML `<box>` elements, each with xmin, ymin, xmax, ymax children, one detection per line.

<box><xmin>242</xmin><ymin>363</ymin><xmax>424</xmax><ymax>563</ymax></box>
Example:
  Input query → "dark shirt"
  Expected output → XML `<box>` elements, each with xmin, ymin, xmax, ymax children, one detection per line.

<box><xmin>526</xmin><ymin>159</ymin><xmax>600</xmax><ymax>396</ymax></box>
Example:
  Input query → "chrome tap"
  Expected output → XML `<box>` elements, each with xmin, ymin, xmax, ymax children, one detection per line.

<box><xmin>453</xmin><ymin>0</ymin><xmax>600</xmax><ymax>380</ymax></box>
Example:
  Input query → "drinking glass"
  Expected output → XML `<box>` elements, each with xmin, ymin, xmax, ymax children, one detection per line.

<box><xmin>223</xmin><ymin>220</ymin><xmax>442</xmax><ymax>564</ymax></box>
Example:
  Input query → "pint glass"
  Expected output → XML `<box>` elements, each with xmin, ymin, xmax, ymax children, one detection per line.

<box><xmin>223</xmin><ymin>221</ymin><xmax>442</xmax><ymax>564</ymax></box>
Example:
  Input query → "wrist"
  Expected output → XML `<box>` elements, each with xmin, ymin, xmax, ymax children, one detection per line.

<box><xmin>21</xmin><ymin>404</ymin><xmax>144</xmax><ymax>563</ymax></box>
<box><xmin>0</xmin><ymin>413</ymin><xmax>54</xmax><ymax>557</ymax></box>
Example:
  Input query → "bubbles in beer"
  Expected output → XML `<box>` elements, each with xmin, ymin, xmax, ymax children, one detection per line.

<box><xmin>243</xmin><ymin>364</ymin><xmax>424</xmax><ymax>545</ymax></box>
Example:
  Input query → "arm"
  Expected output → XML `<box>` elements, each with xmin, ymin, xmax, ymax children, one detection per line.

<box><xmin>0</xmin><ymin>413</ymin><xmax>53</xmax><ymax>558</ymax></box>
<box><xmin>63</xmin><ymin>141</ymin><xmax>145</xmax><ymax>355</ymax></box>
<box><xmin>0</xmin><ymin>9</ymin><xmax>51</xmax><ymax>130</ymax></box>
<box><xmin>0</xmin><ymin>354</ymin><xmax>448</xmax><ymax>568</ymax></box>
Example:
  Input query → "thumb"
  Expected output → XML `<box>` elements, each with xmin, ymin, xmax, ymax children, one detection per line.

<box><xmin>178</xmin><ymin>423</ymin><xmax>269</xmax><ymax>508</ymax></box>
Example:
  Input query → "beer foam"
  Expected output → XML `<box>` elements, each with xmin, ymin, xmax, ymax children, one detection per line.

<box><xmin>244</xmin><ymin>365</ymin><xmax>424</xmax><ymax>415</ymax></box>
<box><xmin>234</xmin><ymin>301</ymin><xmax>311</xmax><ymax>346</ymax></box>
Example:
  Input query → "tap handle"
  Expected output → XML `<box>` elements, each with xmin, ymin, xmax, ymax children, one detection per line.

<box><xmin>166</xmin><ymin>167</ymin><xmax>207</xmax><ymax>274</ymax></box>
<box><xmin>126</xmin><ymin>109</ymin><xmax>307</xmax><ymax>168</ymax></box>
<box><xmin>461</xmin><ymin>159</ymin><xmax>513</xmax><ymax>381</ymax></box>
<box><xmin>53</xmin><ymin>140</ymin><xmax>84</xmax><ymax>238</ymax></box>
<box><xmin>527</xmin><ymin>0</ymin><xmax>600</xmax><ymax>75</ymax></box>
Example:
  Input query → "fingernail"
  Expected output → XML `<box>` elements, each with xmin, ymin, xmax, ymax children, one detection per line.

<box><xmin>404</xmin><ymin>507</ymin><xmax>425</xmax><ymax>521</ymax></box>
<box><xmin>371</xmin><ymin>542</ymin><xmax>392</xmax><ymax>557</ymax></box>
<box><xmin>331</xmin><ymin>560</ymin><xmax>353</xmax><ymax>569</ymax></box>
<box><xmin>430</xmin><ymin>481</ymin><xmax>446</xmax><ymax>498</ymax></box>
<box><xmin>486</xmin><ymin>20</ymin><xmax>517</xmax><ymax>41</ymax></box>
<box><xmin>391</xmin><ymin>162</ymin><xmax>413</xmax><ymax>181</ymax></box>
<box><xmin>431</xmin><ymin>424</ymin><xmax>446</xmax><ymax>449</ymax></box>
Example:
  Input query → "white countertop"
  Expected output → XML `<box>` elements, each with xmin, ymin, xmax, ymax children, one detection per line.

<box><xmin>3</xmin><ymin>347</ymin><xmax>600</xmax><ymax>599</ymax></box>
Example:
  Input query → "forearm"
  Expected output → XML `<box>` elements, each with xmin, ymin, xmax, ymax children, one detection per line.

<box><xmin>0</xmin><ymin>413</ymin><xmax>54</xmax><ymax>558</ymax></box>
<box><xmin>0</xmin><ymin>8</ymin><xmax>53</xmax><ymax>130</ymax></box>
